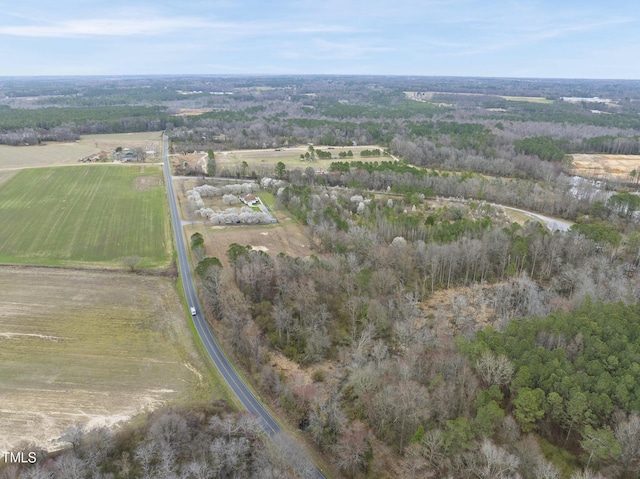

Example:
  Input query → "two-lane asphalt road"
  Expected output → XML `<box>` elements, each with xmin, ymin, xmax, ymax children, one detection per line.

<box><xmin>162</xmin><ymin>135</ymin><xmax>325</xmax><ymax>479</ymax></box>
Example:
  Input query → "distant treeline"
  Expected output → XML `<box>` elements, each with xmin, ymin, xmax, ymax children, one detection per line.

<box><xmin>0</xmin><ymin>105</ymin><xmax>172</xmax><ymax>132</ymax></box>
<box><xmin>2</xmin><ymin>76</ymin><xmax>640</xmax><ymax>180</ymax></box>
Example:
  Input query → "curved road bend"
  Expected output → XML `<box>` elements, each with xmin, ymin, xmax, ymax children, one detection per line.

<box><xmin>498</xmin><ymin>205</ymin><xmax>572</xmax><ymax>232</ymax></box>
<box><xmin>162</xmin><ymin>135</ymin><xmax>326</xmax><ymax>479</ymax></box>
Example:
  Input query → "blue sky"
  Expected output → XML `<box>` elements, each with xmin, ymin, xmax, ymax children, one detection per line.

<box><xmin>0</xmin><ymin>0</ymin><xmax>638</xmax><ymax>78</ymax></box>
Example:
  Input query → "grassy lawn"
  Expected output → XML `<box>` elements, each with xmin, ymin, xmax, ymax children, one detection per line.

<box><xmin>503</xmin><ymin>206</ymin><xmax>537</xmax><ymax>225</ymax></box>
<box><xmin>259</xmin><ymin>191</ymin><xmax>276</xmax><ymax>208</ymax></box>
<box><xmin>215</xmin><ymin>145</ymin><xmax>391</xmax><ymax>172</ymax></box>
<box><xmin>187</xmin><ymin>220</ymin><xmax>312</xmax><ymax>268</ymax></box>
<box><xmin>0</xmin><ymin>165</ymin><xmax>170</xmax><ymax>267</ymax></box>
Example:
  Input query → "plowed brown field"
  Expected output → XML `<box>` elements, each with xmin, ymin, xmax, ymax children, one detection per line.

<box><xmin>0</xmin><ymin>267</ymin><xmax>210</xmax><ymax>451</ymax></box>
<box><xmin>571</xmin><ymin>153</ymin><xmax>640</xmax><ymax>181</ymax></box>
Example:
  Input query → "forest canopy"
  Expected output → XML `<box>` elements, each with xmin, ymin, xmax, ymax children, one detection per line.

<box><xmin>464</xmin><ymin>300</ymin><xmax>640</xmax><ymax>427</ymax></box>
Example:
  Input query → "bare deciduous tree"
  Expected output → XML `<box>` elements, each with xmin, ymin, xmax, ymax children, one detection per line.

<box><xmin>475</xmin><ymin>439</ymin><xmax>520</xmax><ymax>479</ymax></box>
<box><xmin>333</xmin><ymin>420</ymin><xmax>372</xmax><ymax>477</ymax></box>
<box><xmin>476</xmin><ymin>351</ymin><xmax>515</xmax><ymax>388</ymax></box>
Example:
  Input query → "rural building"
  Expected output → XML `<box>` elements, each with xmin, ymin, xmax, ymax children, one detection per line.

<box><xmin>240</xmin><ymin>193</ymin><xmax>258</xmax><ymax>206</ymax></box>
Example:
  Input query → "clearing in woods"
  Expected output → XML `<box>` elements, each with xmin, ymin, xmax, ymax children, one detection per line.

<box><xmin>209</xmin><ymin>144</ymin><xmax>391</xmax><ymax>172</ymax></box>
<box><xmin>0</xmin><ymin>165</ymin><xmax>170</xmax><ymax>268</ymax></box>
<box><xmin>571</xmin><ymin>153</ymin><xmax>640</xmax><ymax>181</ymax></box>
<box><xmin>186</xmin><ymin>221</ymin><xmax>312</xmax><ymax>267</ymax></box>
<box><xmin>172</xmin><ymin>145</ymin><xmax>392</xmax><ymax>181</ymax></box>
<box><xmin>0</xmin><ymin>267</ymin><xmax>214</xmax><ymax>451</ymax></box>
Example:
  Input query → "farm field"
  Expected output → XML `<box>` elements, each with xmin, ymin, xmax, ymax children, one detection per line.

<box><xmin>0</xmin><ymin>132</ymin><xmax>162</xmax><ymax>171</ymax></box>
<box><xmin>0</xmin><ymin>169</ymin><xmax>18</xmax><ymax>187</ymax></box>
<box><xmin>77</xmin><ymin>131</ymin><xmax>162</xmax><ymax>157</ymax></box>
<box><xmin>571</xmin><ymin>153</ymin><xmax>640</xmax><ymax>180</ymax></box>
<box><xmin>405</xmin><ymin>91</ymin><xmax>552</xmax><ymax>103</ymax></box>
<box><xmin>0</xmin><ymin>165</ymin><xmax>170</xmax><ymax>267</ymax></box>
<box><xmin>0</xmin><ymin>142</ymin><xmax>100</xmax><ymax>170</ymax></box>
<box><xmin>501</xmin><ymin>95</ymin><xmax>553</xmax><ymax>103</ymax></box>
<box><xmin>0</xmin><ymin>266</ymin><xmax>213</xmax><ymax>451</ymax></box>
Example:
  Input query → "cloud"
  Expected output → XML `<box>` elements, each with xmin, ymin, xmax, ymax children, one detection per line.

<box><xmin>0</xmin><ymin>13</ymin><xmax>361</xmax><ymax>41</ymax></box>
<box><xmin>0</xmin><ymin>16</ymin><xmax>220</xmax><ymax>38</ymax></box>
<box><xmin>1</xmin><ymin>0</ymin><xmax>638</xmax><ymax>78</ymax></box>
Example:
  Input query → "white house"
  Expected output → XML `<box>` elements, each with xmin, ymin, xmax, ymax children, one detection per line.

<box><xmin>240</xmin><ymin>193</ymin><xmax>259</xmax><ymax>206</ymax></box>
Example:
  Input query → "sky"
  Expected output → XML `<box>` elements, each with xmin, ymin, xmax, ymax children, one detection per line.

<box><xmin>0</xmin><ymin>0</ymin><xmax>638</xmax><ymax>79</ymax></box>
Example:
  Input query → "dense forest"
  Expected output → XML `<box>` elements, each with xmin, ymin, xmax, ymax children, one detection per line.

<box><xmin>196</xmin><ymin>178</ymin><xmax>640</xmax><ymax>477</ymax></box>
<box><xmin>2</xmin><ymin>75</ymin><xmax>640</xmax><ymax>478</ymax></box>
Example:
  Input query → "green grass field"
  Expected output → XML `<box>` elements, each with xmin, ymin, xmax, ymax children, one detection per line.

<box><xmin>502</xmin><ymin>95</ymin><xmax>554</xmax><ymax>104</ymax></box>
<box><xmin>0</xmin><ymin>165</ymin><xmax>170</xmax><ymax>267</ymax></box>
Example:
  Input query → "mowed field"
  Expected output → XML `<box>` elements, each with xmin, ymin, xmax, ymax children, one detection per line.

<box><xmin>0</xmin><ymin>266</ymin><xmax>212</xmax><ymax>451</ymax></box>
<box><xmin>0</xmin><ymin>142</ymin><xmax>100</xmax><ymax>170</ymax></box>
<box><xmin>187</xmin><ymin>222</ymin><xmax>312</xmax><ymax>267</ymax></box>
<box><xmin>0</xmin><ymin>165</ymin><xmax>170</xmax><ymax>267</ymax></box>
<box><xmin>214</xmin><ymin>144</ymin><xmax>391</xmax><ymax>171</ymax></box>
<box><xmin>78</xmin><ymin>131</ymin><xmax>162</xmax><ymax>157</ymax></box>
<box><xmin>572</xmin><ymin>153</ymin><xmax>640</xmax><ymax>180</ymax></box>
<box><xmin>405</xmin><ymin>91</ymin><xmax>552</xmax><ymax>104</ymax></box>
<box><xmin>0</xmin><ymin>132</ymin><xmax>162</xmax><ymax>171</ymax></box>
<box><xmin>501</xmin><ymin>95</ymin><xmax>553</xmax><ymax>103</ymax></box>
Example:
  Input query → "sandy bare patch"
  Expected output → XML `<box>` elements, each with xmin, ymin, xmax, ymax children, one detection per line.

<box><xmin>174</xmin><ymin>108</ymin><xmax>217</xmax><ymax>116</ymax></box>
<box><xmin>0</xmin><ymin>332</ymin><xmax>67</xmax><ymax>341</ymax></box>
<box><xmin>82</xmin><ymin>414</ymin><xmax>132</xmax><ymax>433</ymax></box>
<box><xmin>184</xmin><ymin>362</ymin><xmax>204</xmax><ymax>382</ymax></box>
